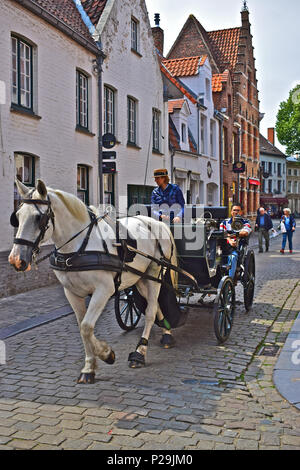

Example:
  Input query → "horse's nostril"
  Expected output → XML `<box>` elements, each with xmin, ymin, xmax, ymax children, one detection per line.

<box><xmin>20</xmin><ymin>260</ymin><xmax>27</xmax><ymax>270</ymax></box>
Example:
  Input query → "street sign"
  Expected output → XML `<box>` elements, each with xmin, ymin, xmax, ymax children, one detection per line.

<box><xmin>103</xmin><ymin>151</ymin><xmax>116</xmax><ymax>160</ymax></box>
<box><xmin>102</xmin><ymin>133</ymin><xmax>116</xmax><ymax>149</ymax></box>
<box><xmin>233</xmin><ymin>162</ymin><xmax>246</xmax><ymax>174</ymax></box>
<box><xmin>103</xmin><ymin>161</ymin><xmax>116</xmax><ymax>174</ymax></box>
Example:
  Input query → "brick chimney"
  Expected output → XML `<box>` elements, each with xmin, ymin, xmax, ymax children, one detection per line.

<box><xmin>152</xmin><ymin>13</ymin><xmax>164</xmax><ymax>56</ymax></box>
<box><xmin>268</xmin><ymin>128</ymin><xmax>275</xmax><ymax>146</ymax></box>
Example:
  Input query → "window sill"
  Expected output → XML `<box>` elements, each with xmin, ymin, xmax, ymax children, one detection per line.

<box><xmin>152</xmin><ymin>149</ymin><xmax>164</xmax><ymax>156</ymax></box>
<box><xmin>10</xmin><ymin>104</ymin><xmax>41</xmax><ymax>120</ymax></box>
<box><xmin>75</xmin><ymin>126</ymin><xmax>95</xmax><ymax>137</ymax></box>
<box><xmin>131</xmin><ymin>48</ymin><xmax>142</xmax><ymax>58</ymax></box>
<box><xmin>127</xmin><ymin>142</ymin><xmax>141</xmax><ymax>150</ymax></box>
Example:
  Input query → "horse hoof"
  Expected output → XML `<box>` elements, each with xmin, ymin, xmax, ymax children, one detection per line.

<box><xmin>77</xmin><ymin>372</ymin><xmax>95</xmax><ymax>384</ymax></box>
<box><xmin>104</xmin><ymin>350</ymin><xmax>116</xmax><ymax>365</ymax></box>
<box><xmin>128</xmin><ymin>351</ymin><xmax>145</xmax><ymax>368</ymax></box>
<box><xmin>160</xmin><ymin>334</ymin><xmax>175</xmax><ymax>349</ymax></box>
<box><xmin>129</xmin><ymin>360</ymin><xmax>145</xmax><ymax>369</ymax></box>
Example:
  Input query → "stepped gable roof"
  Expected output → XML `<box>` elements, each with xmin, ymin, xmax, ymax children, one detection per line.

<box><xmin>212</xmin><ymin>70</ymin><xmax>230</xmax><ymax>92</ymax></box>
<box><xmin>260</xmin><ymin>133</ymin><xmax>287</xmax><ymax>158</ymax></box>
<box><xmin>162</xmin><ymin>55</ymin><xmax>207</xmax><ymax>77</ymax></box>
<box><xmin>32</xmin><ymin>0</ymin><xmax>94</xmax><ymax>43</ymax></box>
<box><xmin>207</xmin><ymin>27</ymin><xmax>241</xmax><ymax>70</ymax></box>
<box><xmin>81</xmin><ymin>0</ymin><xmax>108</xmax><ymax>26</ymax></box>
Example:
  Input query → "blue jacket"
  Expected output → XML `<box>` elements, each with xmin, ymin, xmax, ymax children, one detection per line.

<box><xmin>255</xmin><ymin>213</ymin><xmax>273</xmax><ymax>231</ymax></box>
<box><xmin>151</xmin><ymin>184</ymin><xmax>185</xmax><ymax>219</ymax></box>
<box><xmin>281</xmin><ymin>214</ymin><xmax>296</xmax><ymax>231</ymax></box>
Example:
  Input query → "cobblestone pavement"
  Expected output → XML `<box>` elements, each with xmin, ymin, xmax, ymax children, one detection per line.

<box><xmin>0</xmin><ymin>229</ymin><xmax>299</xmax><ymax>450</ymax></box>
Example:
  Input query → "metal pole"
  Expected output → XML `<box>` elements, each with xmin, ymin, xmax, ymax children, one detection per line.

<box><xmin>96</xmin><ymin>41</ymin><xmax>104</xmax><ymax>205</ymax></box>
<box><xmin>237</xmin><ymin>127</ymin><xmax>241</xmax><ymax>203</ymax></box>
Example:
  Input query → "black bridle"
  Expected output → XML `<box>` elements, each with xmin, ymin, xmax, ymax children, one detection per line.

<box><xmin>10</xmin><ymin>196</ymin><xmax>55</xmax><ymax>257</ymax></box>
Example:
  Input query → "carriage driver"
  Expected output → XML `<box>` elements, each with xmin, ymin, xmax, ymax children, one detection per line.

<box><xmin>151</xmin><ymin>169</ymin><xmax>185</xmax><ymax>223</ymax></box>
<box><xmin>220</xmin><ymin>203</ymin><xmax>252</xmax><ymax>282</ymax></box>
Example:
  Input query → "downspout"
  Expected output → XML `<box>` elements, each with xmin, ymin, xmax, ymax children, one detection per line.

<box><xmin>73</xmin><ymin>0</ymin><xmax>106</xmax><ymax>204</ymax></box>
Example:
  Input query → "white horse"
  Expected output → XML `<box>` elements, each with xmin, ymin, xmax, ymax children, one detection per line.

<box><xmin>8</xmin><ymin>179</ymin><xmax>178</xmax><ymax>384</ymax></box>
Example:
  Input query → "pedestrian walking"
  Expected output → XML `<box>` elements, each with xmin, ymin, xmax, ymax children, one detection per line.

<box><xmin>279</xmin><ymin>208</ymin><xmax>296</xmax><ymax>254</ymax></box>
<box><xmin>255</xmin><ymin>207</ymin><xmax>273</xmax><ymax>253</ymax></box>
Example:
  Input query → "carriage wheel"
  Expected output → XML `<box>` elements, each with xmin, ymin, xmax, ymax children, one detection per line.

<box><xmin>243</xmin><ymin>250</ymin><xmax>255</xmax><ymax>312</ymax></box>
<box><xmin>213</xmin><ymin>276</ymin><xmax>235</xmax><ymax>344</ymax></box>
<box><xmin>114</xmin><ymin>287</ymin><xmax>143</xmax><ymax>331</ymax></box>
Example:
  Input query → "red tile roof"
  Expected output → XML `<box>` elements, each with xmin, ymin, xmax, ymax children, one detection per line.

<box><xmin>207</xmin><ymin>27</ymin><xmax>241</xmax><ymax>70</ymax></box>
<box><xmin>32</xmin><ymin>0</ymin><xmax>94</xmax><ymax>43</ymax></box>
<box><xmin>162</xmin><ymin>55</ymin><xmax>207</xmax><ymax>77</ymax></box>
<box><xmin>212</xmin><ymin>70</ymin><xmax>230</xmax><ymax>92</ymax></box>
<box><xmin>160</xmin><ymin>63</ymin><xmax>198</xmax><ymax>105</ymax></box>
<box><xmin>81</xmin><ymin>0</ymin><xmax>108</xmax><ymax>26</ymax></box>
<box><xmin>168</xmin><ymin>99</ymin><xmax>185</xmax><ymax>114</ymax></box>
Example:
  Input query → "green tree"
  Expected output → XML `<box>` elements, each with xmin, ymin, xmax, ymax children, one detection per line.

<box><xmin>276</xmin><ymin>84</ymin><xmax>300</xmax><ymax>155</ymax></box>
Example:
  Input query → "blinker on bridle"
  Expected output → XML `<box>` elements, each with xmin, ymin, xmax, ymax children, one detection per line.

<box><xmin>11</xmin><ymin>196</ymin><xmax>55</xmax><ymax>256</ymax></box>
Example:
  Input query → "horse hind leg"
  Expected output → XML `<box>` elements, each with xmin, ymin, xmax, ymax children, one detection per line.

<box><xmin>128</xmin><ymin>280</ymin><xmax>160</xmax><ymax>368</ymax></box>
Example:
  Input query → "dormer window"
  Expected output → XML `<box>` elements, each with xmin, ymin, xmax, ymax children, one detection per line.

<box><xmin>181</xmin><ymin>123</ymin><xmax>187</xmax><ymax>143</ymax></box>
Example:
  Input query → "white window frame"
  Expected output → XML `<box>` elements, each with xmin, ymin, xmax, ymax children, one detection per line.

<box><xmin>128</xmin><ymin>97</ymin><xmax>137</xmax><ymax>144</ymax></box>
<box><xmin>76</xmin><ymin>70</ymin><xmax>89</xmax><ymax>129</ymax></box>
<box><xmin>11</xmin><ymin>36</ymin><xmax>33</xmax><ymax>109</ymax></box>
<box><xmin>131</xmin><ymin>17</ymin><xmax>139</xmax><ymax>52</ymax></box>
<box><xmin>104</xmin><ymin>86</ymin><xmax>115</xmax><ymax>135</ymax></box>
<box><xmin>153</xmin><ymin>109</ymin><xmax>160</xmax><ymax>151</ymax></box>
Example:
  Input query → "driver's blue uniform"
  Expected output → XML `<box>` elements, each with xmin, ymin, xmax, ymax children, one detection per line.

<box><xmin>220</xmin><ymin>217</ymin><xmax>252</xmax><ymax>279</ymax></box>
<box><xmin>151</xmin><ymin>184</ymin><xmax>185</xmax><ymax>221</ymax></box>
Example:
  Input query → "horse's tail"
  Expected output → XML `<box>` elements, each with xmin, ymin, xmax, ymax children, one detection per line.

<box><xmin>168</xmin><ymin>229</ymin><xmax>178</xmax><ymax>291</ymax></box>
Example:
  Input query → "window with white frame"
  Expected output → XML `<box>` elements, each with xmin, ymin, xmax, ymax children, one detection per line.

<box><xmin>210</xmin><ymin>120</ymin><xmax>216</xmax><ymax>157</ymax></box>
<box><xmin>11</xmin><ymin>36</ymin><xmax>33</xmax><ymax>109</ymax></box>
<box><xmin>77</xmin><ymin>165</ymin><xmax>89</xmax><ymax>204</ymax></box>
<box><xmin>293</xmin><ymin>181</ymin><xmax>298</xmax><ymax>194</ymax></box>
<box><xmin>76</xmin><ymin>70</ymin><xmax>89</xmax><ymax>129</ymax></box>
<box><xmin>181</xmin><ymin>123</ymin><xmax>187</xmax><ymax>143</ymax></box>
<box><xmin>131</xmin><ymin>17</ymin><xmax>139</xmax><ymax>52</ymax></box>
<box><xmin>15</xmin><ymin>153</ymin><xmax>35</xmax><ymax>186</ymax></box>
<box><xmin>153</xmin><ymin>109</ymin><xmax>160</xmax><ymax>151</ymax></box>
<box><xmin>104</xmin><ymin>86</ymin><xmax>115</xmax><ymax>135</ymax></box>
<box><xmin>128</xmin><ymin>97</ymin><xmax>137</xmax><ymax>144</ymax></box>
<box><xmin>288</xmin><ymin>181</ymin><xmax>292</xmax><ymax>193</ymax></box>
<box><xmin>201</xmin><ymin>114</ymin><xmax>207</xmax><ymax>154</ymax></box>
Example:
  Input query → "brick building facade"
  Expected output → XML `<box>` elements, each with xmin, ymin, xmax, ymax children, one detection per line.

<box><xmin>167</xmin><ymin>4</ymin><xmax>260</xmax><ymax>216</ymax></box>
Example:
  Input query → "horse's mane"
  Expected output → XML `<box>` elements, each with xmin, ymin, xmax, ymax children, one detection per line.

<box><xmin>51</xmin><ymin>189</ymin><xmax>89</xmax><ymax>223</ymax></box>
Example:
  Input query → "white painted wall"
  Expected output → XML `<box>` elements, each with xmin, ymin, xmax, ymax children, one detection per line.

<box><xmin>0</xmin><ymin>0</ymin><xmax>100</xmax><ymax>251</ymax></box>
<box><xmin>97</xmin><ymin>0</ymin><xmax>168</xmax><ymax>214</ymax></box>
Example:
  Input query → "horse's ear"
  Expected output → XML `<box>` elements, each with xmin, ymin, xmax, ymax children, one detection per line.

<box><xmin>15</xmin><ymin>178</ymin><xmax>30</xmax><ymax>198</ymax></box>
<box><xmin>36</xmin><ymin>179</ymin><xmax>47</xmax><ymax>198</ymax></box>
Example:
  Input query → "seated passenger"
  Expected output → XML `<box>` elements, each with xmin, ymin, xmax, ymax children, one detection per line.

<box><xmin>220</xmin><ymin>203</ymin><xmax>252</xmax><ymax>281</ymax></box>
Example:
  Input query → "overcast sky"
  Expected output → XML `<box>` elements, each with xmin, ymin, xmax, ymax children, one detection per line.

<box><xmin>146</xmin><ymin>0</ymin><xmax>300</xmax><ymax>154</ymax></box>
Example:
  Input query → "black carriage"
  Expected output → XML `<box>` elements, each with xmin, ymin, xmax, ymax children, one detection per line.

<box><xmin>115</xmin><ymin>206</ymin><xmax>255</xmax><ymax>343</ymax></box>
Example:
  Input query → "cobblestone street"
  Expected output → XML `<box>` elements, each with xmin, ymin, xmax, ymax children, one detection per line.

<box><xmin>0</xmin><ymin>231</ymin><xmax>299</xmax><ymax>450</ymax></box>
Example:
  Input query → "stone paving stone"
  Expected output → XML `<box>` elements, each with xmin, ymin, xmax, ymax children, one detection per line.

<box><xmin>84</xmin><ymin>433</ymin><xmax>113</xmax><ymax>443</ymax></box>
<box><xmin>0</xmin><ymin>436</ymin><xmax>13</xmax><ymax>445</ymax></box>
<box><xmin>61</xmin><ymin>439</ymin><xmax>93</xmax><ymax>450</ymax></box>
<box><xmin>36</xmin><ymin>433</ymin><xmax>66</xmax><ymax>446</ymax></box>
<box><xmin>10</xmin><ymin>439</ymin><xmax>37</xmax><ymax>449</ymax></box>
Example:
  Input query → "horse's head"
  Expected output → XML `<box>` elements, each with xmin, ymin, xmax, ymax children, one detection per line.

<box><xmin>8</xmin><ymin>179</ymin><xmax>54</xmax><ymax>272</ymax></box>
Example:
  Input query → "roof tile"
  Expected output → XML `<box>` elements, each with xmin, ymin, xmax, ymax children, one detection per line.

<box><xmin>207</xmin><ymin>27</ymin><xmax>241</xmax><ymax>70</ymax></box>
<box><xmin>162</xmin><ymin>55</ymin><xmax>207</xmax><ymax>77</ymax></box>
<box><xmin>81</xmin><ymin>0</ymin><xmax>108</xmax><ymax>26</ymax></box>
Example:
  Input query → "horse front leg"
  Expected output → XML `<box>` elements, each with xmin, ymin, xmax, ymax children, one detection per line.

<box><xmin>63</xmin><ymin>288</ymin><xmax>96</xmax><ymax>384</ymax></box>
<box><xmin>78</xmin><ymin>282</ymin><xmax>116</xmax><ymax>384</ymax></box>
<box><xmin>128</xmin><ymin>280</ymin><xmax>160</xmax><ymax>368</ymax></box>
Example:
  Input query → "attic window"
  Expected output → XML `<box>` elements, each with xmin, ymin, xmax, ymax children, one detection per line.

<box><xmin>181</xmin><ymin>123</ymin><xmax>186</xmax><ymax>143</ymax></box>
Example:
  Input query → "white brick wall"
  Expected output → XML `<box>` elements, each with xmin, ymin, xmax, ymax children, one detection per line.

<box><xmin>0</xmin><ymin>0</ymin><xmax>99</xmax><ymax>251</ymax></box>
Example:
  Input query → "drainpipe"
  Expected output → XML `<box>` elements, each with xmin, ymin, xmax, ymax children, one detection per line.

<box><xmin>73</xmin><ymin>0</ymin><xmax>106</xmax><ymax>204</ymax></box>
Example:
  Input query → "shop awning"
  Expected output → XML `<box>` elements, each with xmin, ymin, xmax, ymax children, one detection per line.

<box><xmin>248</xmin><ymin>178</ymin><xmax>260</xmax><ymax>186</ymax></box>
<box><xmin>260</xmin><ymin>197</ymin><xmax>289</xmax><ymax>205</ymax></box>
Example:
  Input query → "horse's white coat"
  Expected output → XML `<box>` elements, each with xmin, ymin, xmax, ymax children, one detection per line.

<box><xmin>9</xmin><ymin>180</ymin><xmax>177</xmax><ymax>376</ymax></box>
